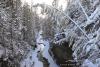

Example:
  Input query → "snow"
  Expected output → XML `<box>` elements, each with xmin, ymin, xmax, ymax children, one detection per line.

<box><xmin>42</xmin><ymin>40</ymin><xmax>59</xmax><ymax>67</ymax></box>
<box><xmin>93</xmin><ymin>0</ymin><xmax>100</xmax><ymax>7</ymax></box>
<box><xmin>77</xmin><ymin>0</ymin><xmax>90</xmax><ymax>21</ymax></box>
<box><xmin>20</xmin><ymin>30</ymin><xmax>58</xmax><ymax>67</ymax></box>
<box><xmin>84</xmin><ymin>5</ymin><xmax>100</xmax><ymax>26</ymax></box>
<box><xmin>51</xmin><ymin>4</ymin><xmax>90</xmax><ymax>40</ymax></box>
<box><xmin>96</xmin><ymin>58</ymin><xmax>100</xmax><ymax>67</ymax></box>
<box><xmin>82</xmin><ymin>59</ymin><xmax>97</xmax><ymax>67</ymax></box>
<box><xmin>0</xmin><ymin>46</ymin><xmax>5</xmax><ymax>58</ymax></box>
<box><xmin>20</xmin><ymin>49</ymin><xmax>43</xmax><ymax>67</ymax></box>
<box><xmin>89</xmin><ymin>5</ymin><xmax>100</xmax><ymax>22</ymax></box>
<box><xmin>58</xmin><ymin>0</ymin><xmax>68</xmax><ymax>11</ymax></box>
<box><xmin>54</xmin><ymin>38</ymin><xmax>66</xmax><ymax>44</ymax></box>
<box><xmin>86</xmin><ymin>45</ymin><xmax>91</xmax><ymax>54</ymax></box>
<box><xmin>0</xmin><ymin>50</ymin><xmax>4</xmax><ymax>58</ymax></box>
<box><xmin>36</xmin><ymin>30</ymin><xmax>44</xmax><ymax>44</ymax></box>
<box><xmin>89</xmin><ymin>6</ymin><xmax>100</xmax><ymax>19</ymax></box>
<box><xmin>36</xmin><ymin>30</ymin><xmax>44</xmax><ymax>52</ymax></box>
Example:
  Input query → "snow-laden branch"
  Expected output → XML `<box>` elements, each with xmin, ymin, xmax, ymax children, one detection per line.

<box><xmin>64</xmin><ymin>13</ymin><xmax>89</xmax><ymax>40</ymax></box>
<box><xmin>77</xmin><ymin>0</ymin><xmax>90</xmax><ymax>21</ymax></box>
<box><xmin>46</xmin><ymin>5</ymin><xmax>90</xmax><ymax>40</ymax></box>
<box><xmin>33</xmin><ymin>4</ymin><xmax>90</xmax><ymax>40</ymax></box>
<box><xmin>54</xmin><ymin>38</ymin><xmax>67</xmax><ymax>44</ymax></box>
<box><xmin>89</xmin><ymin>5</ymin><xmax>100</xmax><ymax>20</ymax></box>
<box><xmin>84</xmin><ymin>5</ymin><xmax>100</xmax><ymax>26</ymax></box>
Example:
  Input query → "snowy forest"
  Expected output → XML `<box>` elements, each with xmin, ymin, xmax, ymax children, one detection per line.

<box><xmin>0</xmin><ymin>0</ymin><xmax>100</xmax><ymax>67</ymax></box>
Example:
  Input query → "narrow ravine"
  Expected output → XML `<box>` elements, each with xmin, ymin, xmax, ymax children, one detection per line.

<box><xmin>20</xmin><ymin>30</ymin><xmax>58</xmax><ymax>67</ymax></box>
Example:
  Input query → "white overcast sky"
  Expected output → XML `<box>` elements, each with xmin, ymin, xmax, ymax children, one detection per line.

<box><xmin>21</xmin><ymin>0</ymin><xmax>68</xmax><ymax>10</ymax></box>
<box><xmin>21</xmin><ymin>0</ymin><xmax>54</xmax><ymax>6</ymax></box>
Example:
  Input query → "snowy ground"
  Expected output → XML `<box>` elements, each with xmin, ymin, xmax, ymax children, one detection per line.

<box><xmin>42</xmin><ymin>40</ymin><xmax>59</xmax><ymax>67</ymax></box>
<box><xmin>20</xmin><ymin>49</ymin><xmax>43</xmax><ymax>67</ymax></box>
<box><xmin>20</xmin><ymin>31</ymin><xmax>58</xmax><ymax>67</ymax></box>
